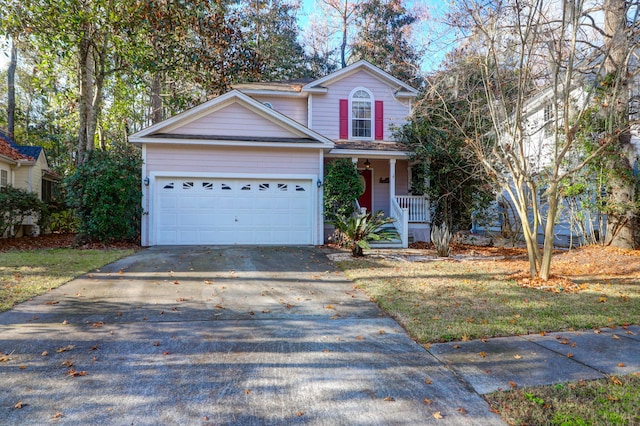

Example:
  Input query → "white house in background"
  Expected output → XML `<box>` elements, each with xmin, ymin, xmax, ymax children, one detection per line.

<box><xmin>0</xmin><ymin>130</ymin><xmax>58</xmax><ymax>237</ymax></box>
<box><xmin>129</xmin><ymin>61</ymin><xmax>430</xmax><ymax>247</ymax></box>
<box><xmin>476</xmin><ymin>75</ymin><xmax>640</xmax><ymax>247</ymax></box>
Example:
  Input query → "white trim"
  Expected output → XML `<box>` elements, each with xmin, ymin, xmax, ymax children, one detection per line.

<box><xmin>302</xmin><ymin>60</ymin><xmax>418</xmax><ymax>97</ymax></box>
<box><xmin>129</xmin><ymin>137</ymin><xmax>333</xmax><ymax>150</ymax></box>
<box><xmin>389</xmin><ymin>159</ymin><xmax>396</xmax><ymax>203</ymax></box>
<box><xmin>129</xmin><ymin>90</ymin><xmax>334</xmax><ymax>147</ymax></box>
<box><xmin>318</xmin><ymin>150</ymin><xmax>324</xmax><ymax>244</ymax></box>
<box><xmin>141</xmin><ymin>144</ymin><xmax>148</xmax><ymax>246</ymax></box>
<box><xmin>327</xmin><ymin>149</ymin><xmax>410</xmax><ymax>159</ymax></box>
<box><xmin>149</xmin><ymin>172</ymin><xmax>319</xmax><ymax>246</ymax></box>
<box><xmin>308</xmin><ymin>95</ymin><xmax>313</xmax><ymax>129</ymax></box>
<box><xmin>349</xmin><ymin>87</ymin><xmax>374</xmax><ymax>141</ymax></box>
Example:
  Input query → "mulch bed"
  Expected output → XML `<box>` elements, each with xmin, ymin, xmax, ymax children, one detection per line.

<box><xmin>0</xmin><ymin>233</ymin><xmax>141</xmax><ymax>252</ymax></box>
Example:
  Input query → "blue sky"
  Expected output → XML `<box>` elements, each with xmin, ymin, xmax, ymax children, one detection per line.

<box><xmin>297</xmin><ymin>0</ymin><xmax>456</xmax><ymax>73</ymax></box>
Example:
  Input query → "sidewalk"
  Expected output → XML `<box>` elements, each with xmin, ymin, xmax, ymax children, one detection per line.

<box><xmin>428</xmin><ymin>325</ymin><xmax>640</xmax><ymax>395</ymax></box>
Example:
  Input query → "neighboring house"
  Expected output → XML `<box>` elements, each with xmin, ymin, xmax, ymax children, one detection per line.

<box><xmin>474</xmin><ymin>76</ymin><xmax>640</xmax><ymax>247</ymax></box>
<box><xmin>129</xmin><ymin>60</ymin><xmax>430</xmax><ymax>247</ymax></box>
<box><xmin>0</xmin><ymin>130</ymin><xmax>58</xmax><ymax>237</ymax></box>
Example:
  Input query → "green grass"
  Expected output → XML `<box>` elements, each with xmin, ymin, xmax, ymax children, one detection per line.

<box><xmin>0</xmin><ymin>248</ymin><xmax>134</xmax><ymax>312</ymax></box>
<box><xmin>337</xmin><ymin>258</ymin><xmax>639</xmax><ymax>343</ymax></box>
<box><xmin>485</xmin><ymin>374</ymin><xmax>640</xmax><ymax>425</ymax></box>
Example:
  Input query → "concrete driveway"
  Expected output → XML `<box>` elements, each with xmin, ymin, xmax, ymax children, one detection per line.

<box><xmin>0</xmin><ymin>246</ymin><xmax>502</xmax><ymax>425</ymax></box>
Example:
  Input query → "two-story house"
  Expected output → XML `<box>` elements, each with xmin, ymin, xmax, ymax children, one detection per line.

<box><xmin>129</xmin><ymin>61</ymin><xmax>430</xmax><ymax>247</ymax></box>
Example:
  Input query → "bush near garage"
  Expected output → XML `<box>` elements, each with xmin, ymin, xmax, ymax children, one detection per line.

<box><xmin>65</xmin><ymin>145</ymin><xmax>142</xmax><ymax>242</ymax></box>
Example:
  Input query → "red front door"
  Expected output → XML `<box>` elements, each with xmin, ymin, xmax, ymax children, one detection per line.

<box><xmin>358</xmin><ymin>169</ymin><xmax>372</xmax><ymax>213</ymax></box>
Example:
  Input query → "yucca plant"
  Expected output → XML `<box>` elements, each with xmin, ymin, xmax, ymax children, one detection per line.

<box><xmin>431</xmin><ymin>222</ymin><xmax>452</xmax><ymax>257</ymax></box>
<box><xmin>332</xmin><ymin>211</ymin><xmax>399</xmax><ymax>257</ymax></box>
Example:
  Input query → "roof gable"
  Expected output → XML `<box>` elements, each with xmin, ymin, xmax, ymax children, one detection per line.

<box><xmin>303</xmin><ymin>60</ymin><xmax>418</xmax><ymax>97</ymax></box>
<box><xmin>130</xmin><ymin>90</ymin><xmax>333</xmax><ymax>148</ymax></box>
<box><xmin>0</xmin><ymin>131</ymin><xmax>34</xmax><ymax>162</ymax></box>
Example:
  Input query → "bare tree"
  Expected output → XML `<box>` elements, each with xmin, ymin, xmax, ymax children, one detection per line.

<box><xmin>446</xmin><ymin>0</ymin><xmax>636</xmax><ymax>279</ymax></box>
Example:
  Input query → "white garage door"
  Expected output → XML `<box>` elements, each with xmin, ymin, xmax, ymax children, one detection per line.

<box><xmin>155</xmin><ymin>177</ymin><xmax>313</xmax><ymax>245</ymax></box>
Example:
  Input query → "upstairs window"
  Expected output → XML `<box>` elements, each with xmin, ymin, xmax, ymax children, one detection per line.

<box><xmin>351</xmin><ymin>89</ymin><xmax>372</xmax><ymax>139</ymax></box>
<box><xmin>340</xmin><ymin>89</ymin><xmax>384</xmax><ymax>140</ymax></box>
<box><xmin>0</xmin><ymin>169</ymin><xmax>7</xmax><ymax>188</ymax></box>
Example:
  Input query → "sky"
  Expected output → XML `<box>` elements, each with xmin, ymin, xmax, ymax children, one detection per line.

<box><xmin>298</xmin><ymin>0</ymin><xmax>455</xmax><ymax>73</ymax></box>
<box><xmin>0</xmin><ymin>0</ymin><xmax>455</xmax><ymax>73</ymax></box>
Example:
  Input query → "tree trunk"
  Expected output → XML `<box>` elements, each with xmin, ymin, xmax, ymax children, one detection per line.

<box><xmin>77</xmin><ymin>32</ymin><xmax>91</xmax><ymax>165</ymax></box>
<box><xmin>151</xmin><ymin>73</ymin><xmax>163</xmax><ymax>124</ymax></box>
<box><xmin>540</xmin><ymin>182</ymin><xmax>560</xmax><ymax>280</ymax></box>
<box><xmin>603</xmin><ymin>0</ymin><xmax>637</xmax><ymax>249</ymax></box>
<box><xmin>7</xmin><ymin>40</ymin><xmax>17</xmax><ymax>138</ymax></box>
<box><xmin>340</xmin><ymin>0</ymin><xmax>348</xmax><ymax>68</ymax></box>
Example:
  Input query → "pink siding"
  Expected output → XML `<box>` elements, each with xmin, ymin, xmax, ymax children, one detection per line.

<box><xmin>166</xmin><ymin>103</ymin><xmax>302</xmax><ymax>139</ymax></box>
<box><xmin>311</xmin><ymin>70</ymin><xmax>411</xmax><ymax>140</ymax></box>
<box><xmin>251</xmin><ymin>96</ymin><xmax>308</xmax><ymax>126</ymax></box>
<box><xmin>146</xmin><ymin>145</ymin><xmax>320</xmax><ymax>176</ymax></box>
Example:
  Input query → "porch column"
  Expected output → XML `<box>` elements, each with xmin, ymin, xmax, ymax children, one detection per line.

<box><xmin>389</xmin><ymin>159</ymin><xmax>396</xmax><ymax>205</ymax></box>
<box><xmin>351</xmin><ymin>157</ymin><xmax>358</xmax><ymax>166</ymax></box>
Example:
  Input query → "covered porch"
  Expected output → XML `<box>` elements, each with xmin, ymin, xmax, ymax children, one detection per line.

<box><xmin>324</xmin><ymin>153</ymin><xmax>430</xmax><ymax>248</ymax></box>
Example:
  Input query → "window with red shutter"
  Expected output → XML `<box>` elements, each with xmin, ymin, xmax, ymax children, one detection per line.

<box><xmin>375</xmin><ymin>101</ymin><xmax>384</xmax><ymax>140</ymax></box>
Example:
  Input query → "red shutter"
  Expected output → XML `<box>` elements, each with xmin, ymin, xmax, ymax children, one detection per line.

<box><xmin>339</xmin><ymin>99</ymin><xmax>349</xmax><ymax>139</ymax></box>
<box><xmin>375</xmin><ymin>100</ymin><xmax>384</xmax><ymax>140</ymax></box>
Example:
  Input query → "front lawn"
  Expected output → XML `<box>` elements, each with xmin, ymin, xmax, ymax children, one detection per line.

<box><xmin>336</xmin><ymin>246</ymin><xmax>640</xmax><ymax>343</ymax></box>
<box><xmin>486</xmin><ymin>374</ymin><xmax>640</xmax><ymax>425</ymax></box>
<box><xmin>0</xmin><ymin>248</ymin><xmax>134</xmax><ymax>312</ymax></box>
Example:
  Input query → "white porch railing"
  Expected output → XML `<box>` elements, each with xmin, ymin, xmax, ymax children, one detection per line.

<box><xmin>390</xmin><ymin>198</ymin><xmax>409</xmax><ymax>248</ymax></box>
<box><xmin>395</xmin><ymin>195</ymin><xmax>430</xmax><ymax>223</ymax></box>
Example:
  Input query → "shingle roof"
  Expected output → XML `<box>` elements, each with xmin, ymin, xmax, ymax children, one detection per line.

<box><xmin>0</xmin><ymin>130</ymin><xmax>38</xmax><ymax>161</ymax></box>
<box><xmin>0</xmin><ymin>134</ymin><xmax>28</xmax><ymax>161</ymax></box>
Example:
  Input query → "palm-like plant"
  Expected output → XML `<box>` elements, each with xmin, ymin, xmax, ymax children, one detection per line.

<box><xmin>332</xmin><ymin>211</ymin><xmax>399</xmax><ymax>257</ymax></box>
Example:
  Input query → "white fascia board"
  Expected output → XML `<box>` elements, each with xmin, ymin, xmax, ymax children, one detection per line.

<box><xmin>326</xmin><ymin>149</ymin><xmax>410</xmax><ymax>159</ymax></box>
<box><xmin>301</xmin><ymin>87</ymin><xmax>328</xmax><ymax>94</ymax></box>
<box><xmin>303</xmin><ymin>60</ymin><xmax>418</xmax><ymax>95</ymax></box>
<box><xmin>129</xmin><ymin>137</ymin><xmax>334</xmax><ymax>150</ymax></box>
<box><xmin>0</xmin><ymin>154</ymin><xmax>17</xmax><ymax>165</ymax></box>
<box><xmin>129</xmin><ymin>89</ymin><xmax>334</xmax><ymax>147</ymax></box>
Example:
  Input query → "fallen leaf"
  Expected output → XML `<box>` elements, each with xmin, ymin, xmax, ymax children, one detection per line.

<box><xmin>457</xmin><ymin>407</ymin><xmax>467</xmax><ymax>414</ymax></box>
<box><xmin>92</xmin><ymin>322</ymin><xmax>104</xmax><ymax>328</ymax></box>
<box><xmin>356</xmin><ymin>336</ymin><xmax>364</xmax><ymax>341</ymax></box>
<box><xmin>617</xmin><ymin>363</ymin><xmax>625</xmax><ymax>367</ymax></box>
<box><xmin>433</xmin><ymin>411</ymin><xmax>444</xmax><ymax>419</ymax></box>
<box><xmin>173</xmin><ymin>280</ymin><xmax>179</xmax><ymax>285</ymax></box>
<box><xmin>567</xmin><ymin>353</ymin><xmax>574</xmax><ymax>358</ymax></box>
<box><xmin>244</xmin><ymin>389</ymin><xmax>252</xmax><ymax>394</ymax></box>
<box><xmin>41</xmin><ymin>351</ymin><xmax>48</xmax><ymax>357</ymax></box>
<box><xmin>19</xmin><ymin>365</ymin><xmax>26</xmax><ymax>369</ymax></box>
<box><xmin>52</xmin><ymin>412</ymin><xmax>62</xmax><ymax>419</ymax></box>
<box><xmin>513</xmin><ymin>354</ymin><xmax>522</xmax><ymax>360</ymax></box>
<box><xmin>479</xmin><ymin>351</ymin><xmax>486</xmax><ymax>358</ymax></box>
<box><xmin>610</xmin><ymin>376</ymin><xmax>622</xmax><ymax>386</ymax></box>
<box><xmin>62</xmin><ymin>320</ymin><xmax>69</xmax><ymax>325</ymax></box>
<box><xmin>61</xmin><ymin>360</ymin><xmax>73</xmax><ymax>367</ymax></box>
<box><xmin>612</xmin><ymin>335</ymin><xmax>620</xmax><ymax>340</ymax></box>
<box><xmin>163</xmin><ymin>351</ymin><xmax>170</xmax><ymax>355</ymax></box>
<box><xmin>204</xmin><ymin>280</ymin><xmax>212</xmax><ymax>285</ymax></box>
<box><xmin>68</xmin><ymin>368</ymin><xmax>87</xmax><ymax>377</ymax></box>
<box><xmin>453</xmin><ymin>344</ymin><xmax>460</xmax><ymax>349</ymax></box>
<box><xmin>261</xmin><ymin>309</ymin><xmax>271</xmax><ymax>314</ymax></box>
<box><xmin>14</xmin><ymin>401</ymin><xmax>23</xmax><ymax>409</ymax></box>
<box><xmin>56</xmin><ymin>345</ymin><xmax>75</xmax><ymax>353</ymax></box>
<box><xmin>540</xmin><ymin>331</ymin><xmax>546</xmax><ymax>336</ymax></box>
<box><xmin>118</xmin><ymin>270</ymin><xmax>124</xmax><ymax>275</ymax></box>
<box><xmin>423</xmin><ymin>398</ymin><xmax>433</xmax><ymax>405</ymax></box>
<box><xmin>424</xmin><ymin>377</ymin><xmax>432</xmax><ymax>385</ymax></box>
<box><xmin>509</xmin><ymin>381</ymin><xmax>517</xmax><ymax>389</ymax></box>
<box><xmin>89</xmin><ymin>345</ymin><xmax>99</xmax><ymax>351</ymax></box>
<box><xmin>116</xmin><ymin>312</ymin><xmax>122</xmax><ymax>317</ymax></box>
<box><xmin>296</xmin><ymin>411</ymin><xmax>304</xmax><ymax>417</ymax></box>
<box><xmin>594</xmin><ymin>329</ymin><xmax>601</xmax><ymax>334</ymax></box>
<box><xmin>45</xmin><ymin>301</ymin><xmax>59</xmax><ymax>305</ymax></box>
<box><xmin>325</xmin><ymin>304</ymin><xmax>334</xmax><ymax>310</ymax></box>
<box><xmin>383</xmin><ymin>396</ymin><xmax>395</xmax><ymax>402</ymax></box>
<box><xmin>248</xmin><ymin>311</ymin><xmax>255</xmax><ymax>316</ymax></box>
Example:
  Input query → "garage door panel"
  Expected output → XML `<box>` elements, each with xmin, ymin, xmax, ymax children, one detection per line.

<box><xmin>155</xmin><ymin>177</ymin><xmax>313</xmax><ymax>245</ymax></box>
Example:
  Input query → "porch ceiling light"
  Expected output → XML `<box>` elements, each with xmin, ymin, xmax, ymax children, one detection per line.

<box><xmin>364</xmin><ymin>159</ymin><xmax>371</xmax><ymax>169</ymax></box>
